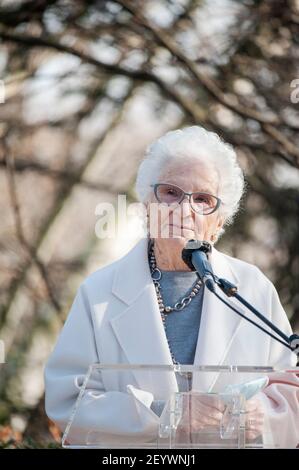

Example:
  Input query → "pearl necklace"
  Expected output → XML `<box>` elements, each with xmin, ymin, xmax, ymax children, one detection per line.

<box><xmin>148</xmin><ymin>238</ymin><xmax>202</xmax><ymax>371</ymax></box>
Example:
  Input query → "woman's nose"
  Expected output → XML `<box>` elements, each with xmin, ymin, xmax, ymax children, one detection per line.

<box><xmin>181</xmin><ymin>196</ymin><xmax>193</xmax><ymax>217</ymax></box>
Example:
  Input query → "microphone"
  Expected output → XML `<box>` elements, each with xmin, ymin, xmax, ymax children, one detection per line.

<box><xmin>181</xmin><ymin>241</ymin><xmax>299</xmax><ymax>355</ymax></box>
<box><xmin>181</xmin><ymin>239</ymin><xmax>216</xmax><ymax>292</ymax></box>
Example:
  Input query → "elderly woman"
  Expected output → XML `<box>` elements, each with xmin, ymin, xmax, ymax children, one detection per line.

<box><xmin>44</xmin><ymin>126</ymin><xmax>298</xmax><ymax>448</ymax></box>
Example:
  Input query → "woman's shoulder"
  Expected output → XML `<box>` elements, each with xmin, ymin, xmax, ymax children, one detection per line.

<box><xmin>220</xmin><ymin>250</ymin><xmax>262</xmax><ymax>271</ymax></box>
<box><xmin>80</xmin><ymin>239</ymin><xmax>146</xmax><ymax>292</ymax></box>
<box><xmin>216</xmin><ymin>248</ymin><xmax>274</xmax><ymax>290</ymax></box>
<box><xmin>81</xmin><ymin>256</ymin><xmax>123</xmax><ymax>291</ymax></box>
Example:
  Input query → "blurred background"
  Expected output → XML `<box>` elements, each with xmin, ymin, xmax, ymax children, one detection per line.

<box><xmin>0</xmin><ymin>0</ymin><xmax>298</xmax><ymax>448</ymax></box>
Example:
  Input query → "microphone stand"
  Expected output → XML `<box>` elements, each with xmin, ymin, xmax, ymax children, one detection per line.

<box><xmin>212</xmin><ymin>276</ymin><xmax>299</xmax><ymax>354</ymax></box>
<box><xmin>183</xmin><ymin>240</ymin><xmax>299</xmax><ymax>355</ymax></box>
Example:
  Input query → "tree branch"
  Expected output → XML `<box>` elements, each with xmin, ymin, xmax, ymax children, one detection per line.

<box><xmin>115</xmin><ymin>0</ymin><xmax>299</xmax><ymax>166</ymax></box>
<box><xmin>0</xmin><ymin>28</ymin><xmax>205</xmax><ymax>123</ymax></box>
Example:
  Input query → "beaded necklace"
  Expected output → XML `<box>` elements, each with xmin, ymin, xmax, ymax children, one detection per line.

<box><xmin>148</xmin><ymin>238</ymin><xmax>202</xmax><ymax>378</ymax></box>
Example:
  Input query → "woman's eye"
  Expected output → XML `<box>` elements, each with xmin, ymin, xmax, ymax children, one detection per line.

<box><xmin>194</xmin><ymin>195</ymin><xmax>209</xmax><ymax>204</ymax></box>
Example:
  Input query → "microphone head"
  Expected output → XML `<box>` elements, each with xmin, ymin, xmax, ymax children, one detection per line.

<box><xmin>181</xmin><ymin>239</ymin><xmax>212</xmax><ymax>270</ymax></box>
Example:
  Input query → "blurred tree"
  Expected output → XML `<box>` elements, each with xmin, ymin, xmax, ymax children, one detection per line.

<box><xmin>0</xmin><ymin>0</ymin><xmax>298</xmax><ymax>446</ymax></box>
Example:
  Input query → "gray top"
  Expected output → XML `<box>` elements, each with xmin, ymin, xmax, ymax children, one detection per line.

<box><xmin>159</xmin><ymin>269</ymin><xmax>204</xmax><ymax>365</ymax></box>
<box><xmin>150</xmin><ymin>269</ymin><xmax>205</xmax><ymax>417</ymax></box>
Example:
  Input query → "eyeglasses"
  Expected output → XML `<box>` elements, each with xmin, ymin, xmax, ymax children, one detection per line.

<box><xmin>150</xmin><ymin>183</ymin><xmax>221</xmax><ymax>215</ymax></box>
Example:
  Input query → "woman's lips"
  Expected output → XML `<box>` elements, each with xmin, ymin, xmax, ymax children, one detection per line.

<box><xmin>169</xmin><ymin>224</ymin><xmax>194</xmax><ymax>230</ymax></box>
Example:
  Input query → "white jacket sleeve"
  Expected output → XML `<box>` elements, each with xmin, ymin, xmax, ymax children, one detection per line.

<box><xmin>44</xmin><ymin>283</ymin><xmax>160</xmax><ymax>446</ymax></box>
<box><xmin>258</xmin><ymin>372</ymin><xmax>299</xmax><ymax>448</ymax></box>
<box><xmin>267</xmin><ymin>281</ymin><xmax>297</xmax><ymax>368</ymax></box>
<box><xmin>258</xmin><ymin>281</ymin><xmax>298</xmax><ymax>448</ymax></box>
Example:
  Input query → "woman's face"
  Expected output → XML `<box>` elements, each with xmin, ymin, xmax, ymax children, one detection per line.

<box><xmin>147</xmin><ymin>160</ymin><xmax>224</xmax><ymax>243</ymax></box>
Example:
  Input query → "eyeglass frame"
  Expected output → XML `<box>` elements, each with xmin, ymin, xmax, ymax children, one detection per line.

<box><xmin>150</xmin><ymin>183</ymin><xmax>222</xmax><ymax>215</ymax></box>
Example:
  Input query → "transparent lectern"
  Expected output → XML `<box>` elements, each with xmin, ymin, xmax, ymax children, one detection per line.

<box><xmin>62</xmin><ymin>364</ymin><xmax>298</xmax><ymax>449</ymax></box>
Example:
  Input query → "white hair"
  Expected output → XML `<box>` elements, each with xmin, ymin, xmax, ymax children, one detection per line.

<box><xmin>135</xmin><ymin>126</ymin><xmax>246</xmax><ymax>240</ymax></box>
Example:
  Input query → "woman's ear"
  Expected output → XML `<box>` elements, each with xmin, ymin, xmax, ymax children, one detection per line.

<box><xmin>216</xmin><ymin>216</ymin><xmax>224</xmax><ymax>231</ymax></box>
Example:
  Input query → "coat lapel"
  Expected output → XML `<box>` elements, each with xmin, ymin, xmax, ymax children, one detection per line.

<box><xmin>192</xmin><ymin>246</ymin><xmax>245</xmax><ymax>391</ymax></box>
<box><xmin>109</xmin><ymin>238</ymin><xmax>246</xmax><ymax>396</ymax></box>
<box><xmin>110</xmin><ymin>237</ymin><xmax>179</xmax><ymax>399</ymax></box>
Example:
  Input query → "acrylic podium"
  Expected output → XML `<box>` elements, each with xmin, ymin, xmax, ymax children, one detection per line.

<box><xmin>62</xmin><ymin>364</ymin><xmax>298</xmax><ymax>449</ymax></box>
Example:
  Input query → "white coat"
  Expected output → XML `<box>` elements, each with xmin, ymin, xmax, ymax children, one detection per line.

<box><xmin>44</xmin><ymin>237</ymin><xmax>298</xmax><ymax>447</ymax></box>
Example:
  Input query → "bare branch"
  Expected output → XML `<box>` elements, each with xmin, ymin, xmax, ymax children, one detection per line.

<box><xmin>115</xmin><ymin>0</ymin><xmax>299</xmax><ymax>166</ymax></box>
<box><xmin>4</xmin><ymin>147</ymin><xmax>61</xmax><ymax>313</ymax></box>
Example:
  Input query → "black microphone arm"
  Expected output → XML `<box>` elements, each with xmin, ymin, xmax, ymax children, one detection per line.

<box><xmin>182</xmin><ymin>239</ymin><xmax>299</xmax><ymax>356</ymax></box>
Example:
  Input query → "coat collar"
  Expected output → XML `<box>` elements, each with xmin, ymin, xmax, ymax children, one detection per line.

<box><xmin>111</xmin><ymin>237</ymin><xmax>240</xmax><ymax>306</ymax></box>
<box><xmin>111</xmin><ymin>237</ymin><xmax>153</xmax><ymax>306</ymax></box>
<box><xmin>110</xmin><ymin>237</ymin><xmax>244</xmax><ymax>395</ymax></box>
